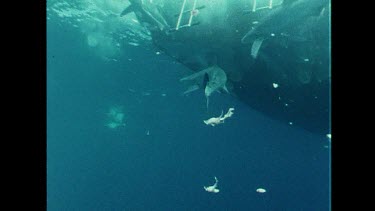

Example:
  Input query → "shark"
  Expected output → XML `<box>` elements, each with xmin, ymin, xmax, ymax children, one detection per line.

<box><xmin>180</xmin><ymin>64</ymin><xmax>229</xmax><ymax>109</ymax></box>
<box><xmin>120</xmin><ymin>0</ymin><xmax>170</xmax><ymax>32</ymax></box>
<box><xmin>241</xmin><ymin>0</ymin><xmax>329</xmax><ymax>58</ymax></box>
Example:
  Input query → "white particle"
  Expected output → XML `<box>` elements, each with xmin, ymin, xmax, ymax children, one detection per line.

<box><xmin>272</xmin><ymin>83</ymin><xmax>279</xmax><ymax>88</ymax></box>
<box><xmin>156</xmin><ymin>51</ymin><xmax>160</xmax><ymax>55</ymax></box>
<box><xmin>285</xmin><ymin>103</ymin><xmax>288</xmax><ymax>106</ymax></box>
<box><xmin>161</xmin><ymin>93</ymin><xmax>167</xmax><ymax>97</ymax></box>
<box><xmin>289</xmin><ymin>122</ymin><xmax>293</xmax><ymax>125</ymax></box>
<box><xmin>271</xmin><ymin>33</ymin><xmax>275</xmax><ymax>36</ymax></box>
<box><xmin>304</xmin><ymin>58</ymin><xmax>309</xmax><ymax>62</ymax></box>
<box><xmin>326</xmin><ymin>134</ymin><xmax>331</xmax><ymax>139</ymax></box>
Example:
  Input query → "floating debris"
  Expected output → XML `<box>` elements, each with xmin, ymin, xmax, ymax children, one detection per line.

<box><xmin>252</xmin><ymin>21</ymin><xmax>259</xmax><ymax>24</ymax></box>
<box><xmin>270</xmin><ymin>33</ymin><xmax>275</xmax><ymax>37</ymax></box>
<box><xmin>304</xmin><ymin>58</ymin><xmax>310</xmax><ymax>62</ymax></box>
<box><xmin>161</xmin><ymin>93</ymin><xmax>167</xmax><ymax>97</ymax></box>
<box><xmin>256</xmin><ymin>188</ymin><xmax>266</xmax><ymax>193</ymax></box>
<box><xmin>272</xmin><ymin>83</ymin><xmax>279</xmax><ymax>88</ymax></box>
<box><xmin>289</xmin><ymin>122</ymin><xmax>293</xmax><ymax>125</ymax></box>
<box><xmin>285</xmin><ymin>103</ymin><xmax>288</xmax><ymax>107</ymax></box>
<box><xmin>156</xmin><ymin>51</ymin><xmax>161</xmax><ymax>55</ymax></box>
<box><xmin>146</xmin><ymin>130</ymin><xmax>150</xmax><ymax>135</ymax></box>
<box><xmin>326</xmin><ymin>134</ymin><xmax>331</xmax><ymax>139</ymax></box>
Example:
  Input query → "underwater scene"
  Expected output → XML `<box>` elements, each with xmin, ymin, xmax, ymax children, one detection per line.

<box><xmin>47</xmin><ymin>0</ymin><xmax>331</xmax><ymax>210</ymax></box>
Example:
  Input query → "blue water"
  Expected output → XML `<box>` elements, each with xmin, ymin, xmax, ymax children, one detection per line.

<box><xmin>47</xmin><ymin>20</ymin><xmax>330</xmax><ymax>211</ymax></box>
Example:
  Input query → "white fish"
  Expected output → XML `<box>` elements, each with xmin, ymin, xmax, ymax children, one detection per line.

<box><xmin>204</xmin><ymin>177</ymin><xmax>220</xmax><ymax>193</ymax></box>
<box><xmin>203</xmin><ymin>111</ymin><xmax>224</xmax><ymax>126</ymax></box>
<box><xmin>256</xmin><ymin>188</ymin><xmax>266</xmax><ymax>193</ymax></box>
<box><xmin>203</xmin><ymin>108</ymin><xmax>234</xmax><ymax>126</ymax></box>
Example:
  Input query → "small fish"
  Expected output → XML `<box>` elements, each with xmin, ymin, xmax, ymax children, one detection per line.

<box><xmin>256</xmin><ymin>188</ymin><xmax>266</xmax><ymax>193</ymax></box>
<box><xmin>204</xmin><ymin>177</ymin><xmax>220</xmax><ymax>193</ymax></box>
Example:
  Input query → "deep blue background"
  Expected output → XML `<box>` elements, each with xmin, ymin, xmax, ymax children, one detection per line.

<box><xmin>47</xmin><ymin>19</ymin><xmax>330</xmax><ymax>211</ymax></box>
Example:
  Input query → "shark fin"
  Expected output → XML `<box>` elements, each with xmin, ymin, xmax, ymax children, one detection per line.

<box><xmin>180</xmin><ymin>69</ymin><xmax>209</xmax><ymax>81</ymax></box>
<box><xmin>223</xmin><ymin>85</ymin><xmax>229</xmax><ymax>93</ymax></box>
<box><xmin>120</xmin><ymin>5</ymin><xmax>135</xmax><ymax>17</ymax></box>
<box><xmin>182</xmin><ymin>84</ymin><xmax>200</xmax><ymax>95</ymax></box>
<box><xmin>251</xmin><ymin>38</ymin><xmax>264</xmax><ymax>59</ymax></box>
